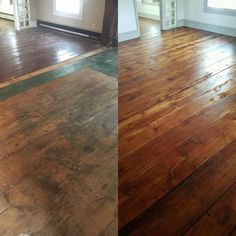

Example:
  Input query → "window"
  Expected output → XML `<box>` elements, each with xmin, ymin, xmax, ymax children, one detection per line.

<box><xmin>53</xmin><ymin>0</ymin><xmax>84</xmax><ymax>19</ymax></box>
<box><xmin>205</xmin><ymin>0</ymin><xmax>236</xmax><ymax>15</ymax></box>
<box><xmin>142</xmin><ymin>0</ymin><xmax>159</xmax><ymax>5</ymax></box>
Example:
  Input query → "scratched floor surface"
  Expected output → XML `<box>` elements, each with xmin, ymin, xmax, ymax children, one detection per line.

<box><xmin>0</xmin><ymin>49</ymin><xmax>118</xmax><ymax>235</ymax></box>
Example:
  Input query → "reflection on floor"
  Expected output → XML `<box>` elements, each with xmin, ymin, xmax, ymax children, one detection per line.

<box><xmin>0</xmin><ymin>19</ymin><xmax>14</xmax><ymax>34</ymax></box>
<box><xmin>119</xmin><ymin>26</ymin><xmax>236</xmax><ymax>235</ymax></box>
<box><xmin>0</xmin><ymin>49</ymin><xmax>118</xmax><ymax>235</ymax></box>
<box><xmin>138</xmin><ymin>17</ymin><xmax>160</xmax><ymax>37</ymax></box>
<box><xmin>0</xmin><ymin>27</ymin><xmax>102</xmax><ymax>83</ymax></box>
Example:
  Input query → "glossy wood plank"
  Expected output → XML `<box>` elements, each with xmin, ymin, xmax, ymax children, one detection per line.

<box><xmin>0</xmin><ymin>67</ymin><xmax>117</xmax><ymax>235</ymax></box>
<box><xmin>185</xmin><ymin>183</ymin><xmax>236</xmax><ymax>236</ymax></box>
<box><xmin>120</xmin><ymin>139</ymin><xmax>236</xmax><ymax>235</ymax></box>
<box><xmin>0</xmin><ymin>27</ymin><xmax>102</xmax><ymax>83</ymax></box>
<box><xmin>119</xmin><ymin>27</ymin><xmax>236</xmax><ymax>234</ymax></box>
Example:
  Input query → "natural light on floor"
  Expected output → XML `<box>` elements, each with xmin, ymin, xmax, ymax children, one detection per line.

<box><xmin>208</xmin><ymin>0</ymin><xmax>236</xmax><ymax>10</ymax></box>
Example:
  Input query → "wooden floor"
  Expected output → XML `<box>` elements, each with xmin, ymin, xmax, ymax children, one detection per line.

<box><xmin>0</xmin><ymin>27</ymin><xmax>101</xmax><ymax>83</ymax></box>
<box><xmin>119</xmin><ymin>27</ymin><xmax>236</xmax><ymax>235</ymax></box>
<box><xmin>138</xmin><ymin>17</ymin><xmax>160</xmax><ymax>37</ymax></box>
<box><xmin>0</xmin><ymin>50</ymin><xmax>117</xmax><ymax>235</ymax></box>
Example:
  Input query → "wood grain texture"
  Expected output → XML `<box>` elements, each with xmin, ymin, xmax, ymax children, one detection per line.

<box><xmin>0</xmin><ymin>27</ymin><xmax>101</xmax><ymax>83</ymax></box>
<box><xmin>119</xmin><ymin>26</ymin><xmax>236</xmax><ymax>235</ymax></box>
<box><xmin>0</xmin><ymin>48</ymin><xmax>106</xmax><ymax>89</ymax></box>
<box><xmin>0</xmin><ymin>67</ymin><xmax>117</xmax><ymax>235</ymax></box>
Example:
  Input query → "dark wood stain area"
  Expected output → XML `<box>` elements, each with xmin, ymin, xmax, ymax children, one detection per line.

<box><xmin>0</xmin><ymin>27</ymin><xmax>102</xmax><ymax>83</ymax></box>
<box><xmin>119</xmin><ymin>27</ymin><xmax>236</xmax><ymax>235</ymax></box>
<box><xmin>0</xmin><ymin>67</ymin><xmax>117</xmax><ymax>235</ymax></box>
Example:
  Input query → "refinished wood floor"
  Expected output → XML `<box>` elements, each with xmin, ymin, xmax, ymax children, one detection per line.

<box><xmin>119</xmin><ymin>27</ymin><xmax>236</xmax><ymax>235</ymax></box>
<box><xmin>0</xmin><ymin>27</ymin><xmax>102</xmax><ymax>83</ymax></box>
<box><xmin>0</xmin><ymin>49</ymin><xmax>118</xmax><ymax>235</ymax></box>
<box><xmin>138</xmin><ymin>17</ymin><xmax>160</xmax><ymax>37</ymax></box>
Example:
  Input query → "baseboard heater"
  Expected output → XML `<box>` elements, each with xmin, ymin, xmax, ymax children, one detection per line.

<box><xmin>37</xmin><ymin>20</ymin><xmax>101</xmax><ymax>41</ymax></box>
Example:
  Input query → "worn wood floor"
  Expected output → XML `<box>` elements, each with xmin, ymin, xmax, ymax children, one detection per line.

<box><xmin>119</xmin><ymin>27</ymin><xmax>236</xmax><ymax>235</ymax></box>
<box><xmin>0</xmin><ymin>27</ymin><xmax>101</xmax><ymax>83</ymax></box>
<box><xmin>0</xmin><ymin>50</ymin><xmax>117</xmax><ymax>235</ymax></box>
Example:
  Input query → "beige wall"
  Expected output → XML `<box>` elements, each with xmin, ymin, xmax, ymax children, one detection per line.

<box><xmin>36</xmin><ymin>0</ymin><xmax>105</xmax><ymax>33</ymax></box>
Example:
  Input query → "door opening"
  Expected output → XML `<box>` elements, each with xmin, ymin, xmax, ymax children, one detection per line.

<box><xmin>136</xmin><ymin>0</ymin><xmax>161</xmax><ymax>37</ymax></box>
<box><xmin>0</xmin><ymin>0</ymin><xmax>15</xmax><ymax>33</ymax></box>
<box><xmin>0</xmin><ymin>0</ymin><xmax>31</xmax><ymax>32</ymax></box>
<box><xmin>135</xmin><ymin>0</ymin><xmax>178</xmax><ymax>38</ymax></box>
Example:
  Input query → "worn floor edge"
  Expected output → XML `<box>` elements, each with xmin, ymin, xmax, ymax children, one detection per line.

<box><xmin>0</xmin><ymin>48</ymin><xmax>118</xmax><ymax>101</ymax></box>
<box><xmin>0</xmin><ymin>48</ymin><xmax>107</xmax><ymax>89</ymax></box>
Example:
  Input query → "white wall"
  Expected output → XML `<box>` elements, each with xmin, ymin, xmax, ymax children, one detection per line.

<box><xmin>118</xmin><ymin>0</ymin><xmax>140</xmax><ymax>41</ymax></box>
<box><xmin>36</xmin><ymin>0</ymin><xmax>105</xmax><ymax>33</ymax></box>
<box><xmin>184</xmin><ymin>0</ymin><xmax>236</xmax><ymax>28</ymax></box>
<box><xmin>136</xmin><ymin>0</ymin><xmax>160</xmax><ymax>20</ymax></box>
<box><xmin>0</xmin><ymin>0</ymin><xmax>14</xmax><ymax>20</ymax></box>
<box><xmin>177</xmin><ymin>0</ymin><xmax>185</xmax><ymax>22</ymax></box>
<box><xmin>30</xmin><ymin>0</ymin><xmax>38</xmax><ymax>24</ymax></box>
<box><xmin>119</xmin><ymin>0</ymin><xmax>138</xmax><ymax>34</ymax></box>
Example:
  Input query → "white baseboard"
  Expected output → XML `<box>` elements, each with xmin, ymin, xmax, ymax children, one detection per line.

<box><xmin>119</xmin><ymin>30</ymin><xmax>140</xmax><ymax>42</ymax></box>
<box><xmin>184</xmin><ymin>20</ymin><xmax>236</xmax><ymax>37</ymax></box>
<box><xmin>0</xmin><ymin>13</ymin><xmax>14</xmax><ymax>21</ymax></box>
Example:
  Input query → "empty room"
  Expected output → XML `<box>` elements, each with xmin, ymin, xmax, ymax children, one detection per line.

<box><xmin>0</xmin><ymin>0</ymin><xmax>117</xmax><ymax>235</ymax></box>
<box><xmin>119</xmin><ymin>0</ymin><xmax>236</xmax><ymax>235</ymax></box>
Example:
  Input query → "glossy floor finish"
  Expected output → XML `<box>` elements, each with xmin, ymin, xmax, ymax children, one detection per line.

<box><xmin>0</xmin><ymin>50</ymin><xmax>118</xmax><ymax>235</ymax></box>
<box><xmin>119</xmin><ymin>27</ymin><xmax>236</xmax><ymax>235</ymax></box>
<box><xmin>0</xmin><ymin>27</ymin><xmax>102</xmax><ymax>83</ymax></box>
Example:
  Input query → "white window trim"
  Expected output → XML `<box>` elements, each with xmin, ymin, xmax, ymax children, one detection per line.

<box><xmin>53</xmin><ymin>0</ymin><xmax>84</xmax><ymax>20</ymax></box>
<box><xmin>204</xmin><ymin>0</ymin><xmax>236</xmax><ymax>16</ymax></box>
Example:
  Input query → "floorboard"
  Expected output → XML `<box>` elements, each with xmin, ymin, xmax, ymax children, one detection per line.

<box><xmin>0</xmin><ymin>27</ymin><xmax>102</xmax><ymax>83</ymax></box>
<box><xmin>138</xmin><ymin>17</ymin><xmax>160</xmax><ymax>37</ymax></box>
<box><xmin>0</xmin><ymin>49</ymin><xmax>118</xmax><ymax>235</ymax></box>
<box><xmin>119</xmin><ymin>27</ymin><xmax>236</xmax><ymax>235</ymax></box>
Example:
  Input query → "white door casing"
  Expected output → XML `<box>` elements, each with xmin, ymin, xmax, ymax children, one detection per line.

<box><xmin>160</xmin><ymin>0</ymin><xmax>177</xmax><ymax>30</ymax></box>
<box><xmin>14</xmin><ymin>0</ymin><xmax>31</xmax><ymax>30</ymax></box>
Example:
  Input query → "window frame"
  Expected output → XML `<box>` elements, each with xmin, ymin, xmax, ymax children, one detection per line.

<box><xmin>142</xmin><ymin>0</ymin><xmax>159</xmax><ymax>6</ymax></box>
<box><xmin>53</xmin><ymin>0</ymin><xmax>84</xmax><ymax>20</ymax></box>
<box><xmin>204</xmin><ymin>0</ymin><xmax>236</xmax><ymax>16</ymax></box>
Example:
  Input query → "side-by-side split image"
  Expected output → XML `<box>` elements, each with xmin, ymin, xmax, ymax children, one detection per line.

<box><xmin>0</xmin><ymin>0</ymin><xmax>236</xmax><ymax>235</ymax></box>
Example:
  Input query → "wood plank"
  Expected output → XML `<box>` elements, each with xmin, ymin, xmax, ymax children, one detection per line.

<box><xmin>119</xmin><ymin>26</ymin><xmax>236</xmax><ymax>233</ymax></box>
<box><xmin>0</xmin><ymin>67</ymin><xmax>117</xmax><ymax>235</ymax></box>
<box><xmin>120</xmin><ymin>140</ymin><xmax>236</xmax><ymax>235</ymax></box>
<box><xmin>0</xmin><ymin>27</ymin><xmax>102</xmax><ymax>83</ymax></box>
<box><xmin>185</xmin><ymin>183</ymin><xmax>236</xmax><ymax>236</ymax></box>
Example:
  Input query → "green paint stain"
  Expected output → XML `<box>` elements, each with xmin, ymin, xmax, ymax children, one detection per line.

<box><xmin>0</xmin><ymin>49</ymin><xmax>117</xmax><ymax>101</ymax></box>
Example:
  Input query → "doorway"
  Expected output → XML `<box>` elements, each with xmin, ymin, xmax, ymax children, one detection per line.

<box><xmin>136</xmin><ymin>0</ymin><xmax>161</xmax><ymax>37</ymax></box>
<box><xmin>0</xmin><ymin>0</ymin><xmax>15</xmax><ymax>33</ymax></box>
<box><xmin>0</xmin><ymin>0</ymin><xmax>32</xmax><ymax>32</ymax></box>
<box><xmin>135</xmin><ymin>0</ymin><xmax>178</xmax><ymax>38</ymax></box>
